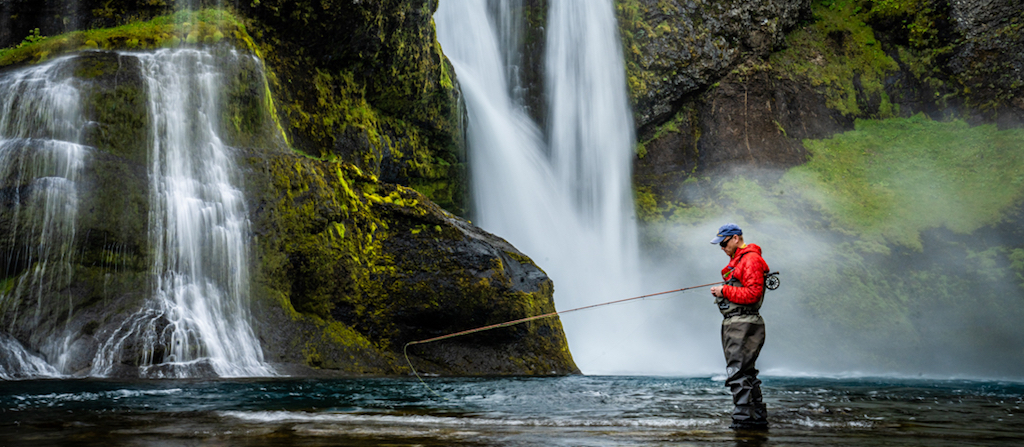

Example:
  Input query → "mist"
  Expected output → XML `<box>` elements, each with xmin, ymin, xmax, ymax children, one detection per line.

<box><xmin>636</xmin><ymin>164</ymin><xmax>1024</xmax><ymax>381</ymax></box>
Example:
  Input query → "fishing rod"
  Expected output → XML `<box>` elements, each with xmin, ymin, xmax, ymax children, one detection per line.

<box><xmin>402</xmin><ymin>272</ymin><xmax>780</xmax><ymax>395</ymax></box>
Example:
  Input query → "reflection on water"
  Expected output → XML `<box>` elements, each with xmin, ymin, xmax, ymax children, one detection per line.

<box><xmin>0</xmin><ymin>376</ymin><xmax>1021</xmax><ymax>446</ymax></box>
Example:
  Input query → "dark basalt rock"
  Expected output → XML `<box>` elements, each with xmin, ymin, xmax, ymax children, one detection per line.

<box><xmin>634</xmin><ymin>66</ymin><xmax>846</xmax><ymax>202</ymax></box>
<box><xmin>618</xmin><ymin>0</ymin><xmax>810</xmax><ymax>133</ymax></box>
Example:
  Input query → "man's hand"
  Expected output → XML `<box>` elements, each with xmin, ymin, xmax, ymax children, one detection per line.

<box><xmin>710</xmin><ymin>285</ymin><xmax>725</xmax><ymax>298</ymax></box>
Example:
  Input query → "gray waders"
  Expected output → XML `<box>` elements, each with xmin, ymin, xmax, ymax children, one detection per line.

<box><xmin>716</xmin><ymin>278</ymin><xmax>768</xmax><ymax>428</ymax></box>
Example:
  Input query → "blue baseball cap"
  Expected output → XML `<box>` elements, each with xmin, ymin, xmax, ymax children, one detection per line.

<box><xmin>710</xmin><ymin>223</ymin><xmax>742</xmax><ymax>244</ymax></box>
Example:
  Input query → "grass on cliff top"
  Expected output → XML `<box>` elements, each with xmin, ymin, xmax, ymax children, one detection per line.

<box><xmin>0</xmin><ymin>9</ymin><xmax>251</xmax><ymax>68</ymax></box>
<box><xmin>782</xmin><ymin>114</ymin><xmax>1024</xmax><ymax>248</ymax></box>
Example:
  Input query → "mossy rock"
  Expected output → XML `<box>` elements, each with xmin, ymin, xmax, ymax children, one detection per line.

<box><xmin>237</xmin><ymin>0</ymin><xmax>468</xmax><ymax>215</ymax></box>
<box><xmin>241</xmin><ymin>151</ymin><xmax>578</xmax><ymax>375</ymax></box>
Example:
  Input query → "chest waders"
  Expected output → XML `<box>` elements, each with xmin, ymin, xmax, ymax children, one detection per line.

<box><xmin>717</xmin><ymin>276</ymin><xmax>768</xmax><ymax>429</ymax></box>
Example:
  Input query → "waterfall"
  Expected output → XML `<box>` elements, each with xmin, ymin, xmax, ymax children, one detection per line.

<box><xmin>0</xmin><ymin>56</ymin><xmax>87</xmax><ymax>378</ymax></box>
<box><xmin>90</xmin><ymin>48</ymin><xmax>271</xmax><ymax>378</ymax></box>
<box><xmin>437</xmin><ymin>1</ymin><xmax>669</xmax><ymax>374</ymax></box>
<box><xmin>0</xmin><ymin>333</ymin><xmax>61</xmax><ymax>379</ymax></box>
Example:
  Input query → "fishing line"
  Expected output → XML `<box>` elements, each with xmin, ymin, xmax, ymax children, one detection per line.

<box><xmin>402</xmin><ymin>279</ymin><xmax>738</xmax><ymax>398</ymax></box>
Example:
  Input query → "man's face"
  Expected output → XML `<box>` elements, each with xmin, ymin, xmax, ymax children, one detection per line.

<box><xmin>720</xmin><ymin>235</ymin><xmax>741</xmax><ymax>257</ymax></box>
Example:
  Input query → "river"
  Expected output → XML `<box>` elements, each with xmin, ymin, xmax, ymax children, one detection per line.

<box><xmin>2</xmin><ymin>376</ymin><xmax>1021</xmax><ymax>446</ymax></box>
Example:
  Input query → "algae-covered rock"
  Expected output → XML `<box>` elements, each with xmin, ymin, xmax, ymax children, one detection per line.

<box><xmin>242</xmin><ymin>153</ymin><xmax>578</xmax><ymax>375</ymax></box>
<box><xmin>237</xmin><ymin>0</ymin><xmax>468</xmax><ymax>215</ymax></box>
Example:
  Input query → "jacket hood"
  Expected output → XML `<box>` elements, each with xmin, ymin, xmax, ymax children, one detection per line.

<box><xmin>732</xmin><ymin>243</ymin><xmax>762</xmax><ymax>260</ymax></box>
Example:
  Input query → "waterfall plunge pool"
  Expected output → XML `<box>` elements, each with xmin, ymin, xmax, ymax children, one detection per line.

<box><xmin>1</xmin><ymin>376</ymin><xmax>1021</xmax><ymax>446</ymax></box>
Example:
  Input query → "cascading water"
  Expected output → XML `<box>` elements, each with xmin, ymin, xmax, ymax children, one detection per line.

<box><xmin>91</xmin><ymin>48</ymin><xmax>271</xmax><ymax>378</ymax></box>
<box><xmin>0</xmin><ymin>56</ymin><xmax>87</xmax><ymax>378</ymax></box>
<box><xmin>437</xmin><ymin>1</ymin><xmax>690</xmax><ymax>374</ymax></box>
<box><xmin>0</xmin><ymin>333</ymin><xmax>60</xmax><ymax>379</ymax></box>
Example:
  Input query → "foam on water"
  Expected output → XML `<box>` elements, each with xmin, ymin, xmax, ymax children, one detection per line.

<box><xmin>220</xmin><ymin>410</ymin><xmax>720</xmax><ymax>429</ymax></box>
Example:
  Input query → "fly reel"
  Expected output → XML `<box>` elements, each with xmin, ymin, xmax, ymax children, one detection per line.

<box><xmin>764</xmin><ymin>271</ymin><xmax>781</xmax><ymax>290</ymax></box>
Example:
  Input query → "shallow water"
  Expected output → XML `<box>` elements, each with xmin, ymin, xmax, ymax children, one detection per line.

<box><xmin>1</xmin><ymin>376</ymin><xmax>1021</xmax><ymax>446</ymax></box>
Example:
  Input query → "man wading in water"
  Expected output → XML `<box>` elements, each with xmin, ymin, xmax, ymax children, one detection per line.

<box><xmin>709</xmin><ymin>223</ymin><xmax>770</xmax><ymax>430</ymax></box>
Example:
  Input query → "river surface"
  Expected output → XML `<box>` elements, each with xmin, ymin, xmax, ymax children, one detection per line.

<box><xmin>1</xmin><ymin>375</ymin><xmax>1021</xmax><ymax>446</ymax></box>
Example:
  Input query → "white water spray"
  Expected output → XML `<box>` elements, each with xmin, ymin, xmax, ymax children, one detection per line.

<box><xmin>0</xmin><ymin>333</ymin><xmax>61</xmax><ymax>379</ymax></box>
<box><xmin>92</xmin><ymin>49</ymin><xmax>271</xmax><ymax>378</ymax></box>
<box><xmin>437</xmin><ymin>1</ymin><xmax>697</xmax><ymax>374</ymax></box>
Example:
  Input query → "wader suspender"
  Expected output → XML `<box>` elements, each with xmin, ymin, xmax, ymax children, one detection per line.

<box><xmin>716</xmin><ymin>252</ymin><xmax>765</xmax><ymax>319</ymax></box>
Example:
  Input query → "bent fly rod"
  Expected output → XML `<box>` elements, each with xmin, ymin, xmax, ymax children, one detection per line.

<box><xmin>402</xmin><ymin>272</ymin><xmax>779</xmax><ymax>395</ymax></box>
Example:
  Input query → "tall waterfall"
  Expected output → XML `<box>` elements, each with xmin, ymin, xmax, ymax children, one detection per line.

<box><xmin>437</xmin><ymin>1</ymin><xmax>669</xmax><ymax>374</ymax></box>
<box><xmin>0</xmin><ymin>56</ymin><xmax>87</xmax><ymax>377</ymax></box>
<box><xmin>92</xmin><ymin>49</ymin><xmax>271</xmax><ymax>378</ymax></box>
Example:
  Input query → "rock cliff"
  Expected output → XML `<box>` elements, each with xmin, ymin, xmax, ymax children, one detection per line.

<box><xmin>0</xmin><ymin>4</ymin><xmax>578</xmax><ymax>377</ymax></box>
<box><xmin>626</xmin><ymin>0</ymin><xmax>1024</xmax><ymax>212</ymax></box>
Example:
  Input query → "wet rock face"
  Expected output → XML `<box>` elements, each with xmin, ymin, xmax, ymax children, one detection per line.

<box><xmin>634</xmin><ymin>68</ymin><xmax>845</xmax><ymax>201</ymax></box>
<box><xmin>618</xmin><ymin>0</ymin><xmax>809</xmax><ymax>132</ymax></box>
<box><xmin>947</xmin><ymin>0</ymin><xmax>1024</xmax><ymax>127</ymax></box>
<box><xmin>0</xmin><ymin>50</ymin><xmax>152</xmax><ymax>376</ymax></box>
<box><xmin>242</xmin><ymin>152</ymin><xmax>579</xmax><ymax>376</ymax></box>
<box><xmin>950</xmin><ymin>0</ymin><xmax>1020</xmax><ymax>38</ymax></box>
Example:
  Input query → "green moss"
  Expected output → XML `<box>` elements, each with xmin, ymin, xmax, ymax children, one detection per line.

<box><xmin>242</xmin><ymin>0</ymin><xmax>467</xmax><ymax>215</ymax></box>
<box><xmin>0</xmin><ymin>276</ymin><xmax>16</xmax><ymax>296</ymax></box>
<box><xmin>769</xmin><ymin>0</ymin><xmax>900</xmax><ymax>117</ymax></box>
<box><xmin>90</xmin><ymin>84</ymin><xmax>148</xmax><ymax>161</ymax></box>
<box><xmin>256</xmin><ymin>156</ymin><xmax>403</xmax><ymax>348</ymax></box>
<box><xmin>615</xmin><ymin>0</ymin><xmax>655</xmax><ymax>105</ymax></box>
<box><xmin>784</xmin><ymin>114</ymin><xmax>1024</xmax><ymax>248</ymax></box>
<box><xmin>645</xmin><ymin>112</ymin><xmax>1024</xmax><ymax>252</ymax></box>
<box><xmin>634</xmin><ymin>185</ymin><xmax>661</xmax><ymax>222</ymax></box>
<box><xmin>0</xmin><ymin>9</ymin><xmax>256</xmax><ymax>68</ymax></box>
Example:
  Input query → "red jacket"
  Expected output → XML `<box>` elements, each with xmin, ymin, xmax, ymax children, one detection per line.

<box><xmin>721</xmin><ymin>244</ymin><xmax>769</xmax><ymax>305</ymax></box>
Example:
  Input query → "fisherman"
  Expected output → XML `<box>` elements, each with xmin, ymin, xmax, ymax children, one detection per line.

<box><xmin>709</xmin><ymin>223</ymin><xmax>769</xmax><ymax>430</ymax></box>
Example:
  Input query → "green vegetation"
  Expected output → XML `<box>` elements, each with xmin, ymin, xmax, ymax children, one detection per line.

<box><xmin>770</xmin><ymin>0</ymin><xmax>900</xmax><ymax>117</ymax></box>
<box><xmin>246</xmin><ymin>0</ymin><xmax>467</xmax><ymax>215</ymax></box>
<box><xmin>615</xmin><ymin>0</ymin><xmax>654</xmax><ymax>103</ymax></box>
<box><xmin>0</xmin><ymin>9</ymin><xmax>255</xmax><ymax>67</ymax></box>
<box><xmin>786</xmin><ymin>114</ymin><xmax>1024</xmax><ymax>248</ymax></box>
<box><xmin>651</xmin><ymin>114</ymin><xmax>1024</xmax><ymax>248</ymax></box>
<box><xmin>248</xmin><ymin>153</ymin><xmax>573</xmax><ymax>373</ymax></box>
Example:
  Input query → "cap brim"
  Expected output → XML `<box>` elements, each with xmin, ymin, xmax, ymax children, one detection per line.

<box><xmin>710</xmin><ymin>235</ymin><xmax>727</xmax><ymax>244</ymax></box>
